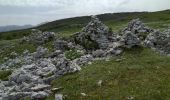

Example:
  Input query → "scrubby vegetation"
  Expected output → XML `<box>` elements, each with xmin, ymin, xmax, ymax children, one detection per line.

<box><xmin>65</xmin><ymin>49</ymin><xmax>83</xmax><ymax>60</ymax></box>
<box><xmin>0</xmin><ymin>70</ymin><xmax>12</xmax><ymax>81</ymax></box>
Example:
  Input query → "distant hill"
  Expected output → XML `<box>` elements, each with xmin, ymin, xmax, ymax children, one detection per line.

<box><xmin>0</xmin><ymin>9</ymin><xmax>170</xmax><ymax>40</ymax></box>
<box><xmin>0</xmin><ymin>25</ymin><xmax>33</xmax><ymax>32</ymax></box>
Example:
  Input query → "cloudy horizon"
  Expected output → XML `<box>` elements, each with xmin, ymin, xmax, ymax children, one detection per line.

<box><xmin>0</xmin><ymin>0</ymin><xmax>170</xmax><ymax>26</ymax></box>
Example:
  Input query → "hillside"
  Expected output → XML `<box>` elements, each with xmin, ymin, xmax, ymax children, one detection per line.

<box><xmin>0</xmin><ymin>10</ymin><xmax>170</xmax><ymax>100</ymax></box>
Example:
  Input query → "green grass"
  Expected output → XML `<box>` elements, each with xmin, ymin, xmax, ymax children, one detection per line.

<box><xmin>46</xmin><ymin>47</ymin><xmax>170</xmax><ymax>100</ymax></box>
<box><xmin>0</xmin><ymin>70</ymin><xmax>12</xmax><ymax>81</ymax></box>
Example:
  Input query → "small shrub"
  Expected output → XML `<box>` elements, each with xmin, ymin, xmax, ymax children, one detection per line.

<box><xmin>65</xmin><ymin>49</ymin><xmax>83</xmax><ymax>60</ymax></box>
<box><xmin>0</xmin><ymin>70</ymin><xmax>12</xmax><ymax>81</ymax></box>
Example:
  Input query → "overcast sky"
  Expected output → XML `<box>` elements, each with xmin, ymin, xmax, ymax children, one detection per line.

<box><xmin>0</xmin><ymin>0</ymin><xmax>170</xmax><ymax>26</ymax></box>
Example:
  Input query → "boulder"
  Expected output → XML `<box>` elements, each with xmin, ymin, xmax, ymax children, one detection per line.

<box><xmin>33</xmin><ymin>46</ymin><xmax>48</xmax><ymax>58</ymax></box>
<box><xmin>73</xmin><ymin>54</ymin><xmax>93</xmax><ymax>66</ymax></box>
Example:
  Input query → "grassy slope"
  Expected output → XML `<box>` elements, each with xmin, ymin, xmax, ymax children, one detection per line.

<box><xmin>0</xmin><ymin>10</ymin><xmax>170</xmax><ymax>99</ymax></box>
<box><xmin>47</xmin><ymin>48</ymin><xmax>170</xmax><ymax>100</ymax></box>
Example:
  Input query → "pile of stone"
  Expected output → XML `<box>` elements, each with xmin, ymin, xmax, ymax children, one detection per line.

<box><xmin>72</xmin><ymin>16</ymin><xmax>117</xmax><ymax>50</ymax></box>
<box><xmin>119</xmin><ymin>18</ymin><xmax>154</xmax><ymax>48</ymax></box>
<box><xmin>22</xmin><ymin>29</ymin><xmax>56</xmax><ymax>45</ymax></box>
<box><xmin>120</xmin><ymin>31</ymin><xmax>141</xmax><ymax>48</ymax></box>
<box><xmin>71</xmin><ymin>16</ymin><xmax>123</xmax><ymax>58</ymax></box>
<box><xmin>144</xmin><ymin>29</ymin><xmax>170</xmax><ymax>55</ymax></box>
<box><xmin>122</xmin><ymin>18</ymin><xmax>152</xmax><ymax>35</ymax></box>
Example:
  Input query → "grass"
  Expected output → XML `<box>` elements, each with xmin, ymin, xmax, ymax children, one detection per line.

<box><xmin>46</xmin><ymin>47</ymin><xmax>170</xmax><ymax>100</ymax></box>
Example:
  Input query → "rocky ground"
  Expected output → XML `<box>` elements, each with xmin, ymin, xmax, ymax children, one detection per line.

<box><xmin>0</xmin><ymin>16</ymin><xmax>170</xmax><ymax>100</ymax></box>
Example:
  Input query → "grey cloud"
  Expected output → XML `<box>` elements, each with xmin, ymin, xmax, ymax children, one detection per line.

<box><xmin>0</xmin><ymin>0</ymin><xmax>170</xmax><ymax>26</ymax></box>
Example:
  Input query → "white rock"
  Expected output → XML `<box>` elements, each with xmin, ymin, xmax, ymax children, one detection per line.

<box><xmin>55</xmin><ymin>94</ymin><xmax>63</xmax><ymax>100</ymax></box>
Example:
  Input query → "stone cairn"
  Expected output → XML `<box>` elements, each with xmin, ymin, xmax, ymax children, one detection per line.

<box><xmin>72</xmin><ymin>16</ymin><xmax>116</xmax><ymax>50</ymax></box>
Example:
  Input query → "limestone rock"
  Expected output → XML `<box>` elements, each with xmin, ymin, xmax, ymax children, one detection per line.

<box><xmin>33</xmin><ymin>46</ymin><xmax>48</xmax><ymax>58</ymax></box>
<box><xmin>92</xmin><ymin>49</ymin><xmax>106</xmax><ymax>57</ymax></box>
<box><xmin>31</xmin><ymin>91</ymin><xmax>49</xmax><ymax>100</ymax></box>
<box><xmin>54</xmin><ymin>40</ymin><xmax>68</xmax><ymax>51</ymax></box>
<box><xmin>120</xmin><ymin>31</ymin><xmax>140</xmax><ymax>48</ymax></box>
<box><xmin>144</xmin><ymin>29</ymin><xmax>170</xmax><ymax>54</ymax></box>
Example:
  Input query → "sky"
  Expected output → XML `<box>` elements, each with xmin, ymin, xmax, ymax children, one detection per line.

<box><xmin>0</xmin><ymin>0</ymin><xmax>170</xmax><ymax>26</ymax></box>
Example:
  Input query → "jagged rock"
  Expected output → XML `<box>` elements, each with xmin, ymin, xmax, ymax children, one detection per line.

<box><xmin>92</xmin><ymin>49</ymin><xmax>106</xmax><ymax>57</ymax></box>
<box><xmin>33</xmin><ymin>46</ymin><xmax>48</xmax><ymax>58</ymax></box>
<box><xmin>31</xmin><ymin>84</ymin><xmax>51</xmax><ymax>92</ymax></box>
<box><xmin>72</xmin><ymin>16</ymin><xmax>115</xmax><ymax>50</ymax></box>
<box><xmin>49</xmin><ymin>50</ymin><xmax>62</xmax><ymax>58</ymax></box>
<box><xmin>120</xmin><ymin>31</ymin><xmax>140</xmax><ymax>48</ymax></box>
<box><xmin>2</xmin><ymin>92</ymin><xmax>32</xmax><ymax>100</ymax></box>
<box><xmin>73</xmin><ymin>54</ymin><xmax>94</xmax><ymax>66</ymax></box>
<box><xmin>9</xmin><ymin>69</ymin><xmax>32</xmax><ymax>84</ymax></box>
<box><xmin>22</xmin><ymin>29</ymin><xmax>55</xmax><ymax>45</ymax></box>
<box><xmin>54</xmin><ymin>40</ymin><xmax>68</xmax><ymax>51</ymax></box>
<box><xmin>144</xmin><ymin>29</ymin><xmax>170</xmax><ymax>54</ymax></box>
<box><xmin>31</xmin><ymin>91</ymin><xmax>49</xmax><ymax>100</ymax></box>
<box><xmin>0</xmin><ymin>58</ymin><xmax>22</xmax><ymax>70</ymax></box>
